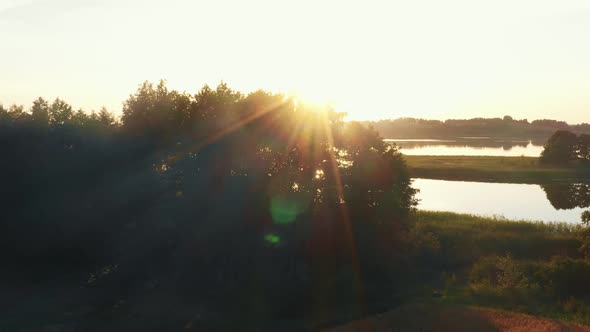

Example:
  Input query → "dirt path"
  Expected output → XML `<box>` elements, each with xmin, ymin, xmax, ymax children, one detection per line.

<box><xmin>323</xmin><ymin>303</ymin><xmax>590</xmax><ymax>332</ymax></box>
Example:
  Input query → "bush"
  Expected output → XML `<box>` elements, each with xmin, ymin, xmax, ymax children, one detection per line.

<box><xmin>536</xmin><ymin>256</ymin><xmax>590</xmax><ymax>298</ymax></box>
<box><xmin>581</xmin><ymin>210</ymin><xmax>590</xmax><ymax>257</ymax></box>
<box><xmin>469</xmin><ymin>254</ymin><xmax>530</xmax><ymax>289</ymax></box>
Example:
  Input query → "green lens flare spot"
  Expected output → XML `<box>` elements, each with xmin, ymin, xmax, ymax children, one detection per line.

<box><xmin>270</xmin><ymin>194</ymin><xmax>309</xmax><ymax>225</ymax></box>
<box><xmin>264</xmin><ymin>233</ymin><xmax>281</xmax><ymax>245</ymax></box>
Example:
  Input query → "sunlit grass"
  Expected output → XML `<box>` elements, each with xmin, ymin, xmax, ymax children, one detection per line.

<box><xmin>405</xmin><ymin>155</ymin><xmax>590</xmax><ymax>184</ymax></box>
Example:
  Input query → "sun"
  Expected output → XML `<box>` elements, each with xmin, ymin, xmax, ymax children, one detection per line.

<box><xmin>286</xmin><ymin>90</ymin><xmax>339</xmax><ymax>113</ymax></box>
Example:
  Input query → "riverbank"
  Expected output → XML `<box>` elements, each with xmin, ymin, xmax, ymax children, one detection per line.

<box><xmin>405</xmin><ymin>155</ymin><xmax>590</xmax><ymax>184</ymax></box>
<box><xmin>321</xmin><ymin>211</ymin><xmax>590</xmax><ymax>330</ymax></box>
<box><xmin>409</xmin><ymin>211</ymin><xmax>590</xmax><ymax>326</ymax></box>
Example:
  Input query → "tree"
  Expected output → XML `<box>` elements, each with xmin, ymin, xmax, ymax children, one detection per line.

<box><xmin>97</xmin><ymin>107</ymin><xmax>116</xmax><ymax>126</ymax></box>
<box><xmin>540</xmin><ymin>130</ymin><xmax>578</xmax><ymax>164</ymax></box>
<box><xmin>121</xmin><ymin>80</ymin><xmax>192</xmax><ymax>138</ymax></box>
<box><xmin>6</xmin><ymin>104</ymin><xmax>30</xmax><ymax>123</ymax></box>
<box><xmin>71</xmin><ymin>109</ymin><xmax>89</xmax><ymax>126</ymax></box>
<box><xmin>49</xmin><ymin>98</ymin><xmax>73</xmax><ymax>125</ymax></box>
<box><xmin>577</xmin><ymin>134</ymin><xmax>590</xmax><ymax>161</ymax></box>
<box><xmin>581</xmin><ymin>210</ymin><xmax>590</xmax><ymax>257</ymax></box>
<box><xmin>0</xmin><ymin>81</ymin><xmax>420</xmax><ymax>323</ymax></box>
<box><xmin>31</xmin><ymin>97</ymin><xmax>49</xmax><ymax>127</ymax></box>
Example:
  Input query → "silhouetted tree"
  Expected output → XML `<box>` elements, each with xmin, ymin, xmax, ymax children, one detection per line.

<box><xmin>364</xmin><ymin>116</ymin><xmax>590</xmax><ymax>140</ymax></box>
<box><xmin>578</xmin><ymin>134</ymin><xmax>590</xmax><ymax>161</ymax></box>
<box><xmin>540</xmin><ymin>130</ymin><xmax>579</xmax><ymax>164</ymax></box>
<box><xmin>581</xmin><ymin>210</ymin><xmax>590</xmax><ymax>257</ymax></box>
<box><xmin>0</xmin><ymin>81</ymin><xmax>419</xmax><ymax>327</ymax></box>
<box><xmin>31</xmin><ymin>97</ymin><xmax>49</xmax><ymax>127</ymax></box>
<box><xmin>121</xmin><ymin>80</ymin><xmax>193</xmax><ymax>139</ymax></box>
<box><xmin>96</xmin><ymin>107</ymin><xmax>116</xmax><ymax>126</ymax></box>
<box><xmin>49</xmin><ymin>98</ymin><xmax>73</xmax><ymax>125</ymax></box>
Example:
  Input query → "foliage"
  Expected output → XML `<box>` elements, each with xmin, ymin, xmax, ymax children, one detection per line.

<box><xmin>413</xmin><ymin>211</ymin><xmax>590</xmax><ymax>326</ymax></box>
<box><xmin>540</xmin><ymin>130</ymin><xmax>579</xmax><ymax>164</ymax></box>
<box><xmin>581</xmin><ymin>211</ymin><xmax>590</xmax><ymax>257</ymax></box>
<box><xmin>469</xmin><ymin>254</ymin><xmax>531</xmax><ymax>289</ymax></box>
<box><xmin>540</xmin><ymin>130</ymin><xmax>590</xmax><ymax>164</ymax></box>
<box><xmin>0</xmin><ymin>81</ymin><xmax>418</xmax><ymax>329</ymax></box>
<box><xmin>364</xmin><ymin>117</ymin><xmax>590</xmax><ymax>140</ymax></box>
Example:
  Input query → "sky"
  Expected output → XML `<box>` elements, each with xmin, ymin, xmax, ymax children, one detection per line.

<box><xmin>1</xmin><ymin>0</ymin><xmax>590</xmax><ymax>122</ymax></box>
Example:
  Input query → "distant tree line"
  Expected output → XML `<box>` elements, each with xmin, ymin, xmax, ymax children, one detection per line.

<box><xmin>365</xmin><ymin>116</ymin><xmax>590</xmax><ymax>140</ymax></box>
<box><xmin>0</xmin><ymin>81</ymin><xmax>418</xmax><ymax>324</ymax></box>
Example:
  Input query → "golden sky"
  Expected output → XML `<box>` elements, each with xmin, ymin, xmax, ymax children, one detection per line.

<box><xmin>1</xmin><ymin>0</ymin><xmax>589</xmax><ymax>122</ymax></box>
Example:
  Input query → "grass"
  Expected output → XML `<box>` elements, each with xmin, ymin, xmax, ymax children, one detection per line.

<box><xmin>413</xmin><ymin>210</ymin><xmax>582</xmax><ymax>264</ymax></box>
<box><xmin>405</xmin><ymin>155</ymin><xmax>590</xmax><ymax>184</ymax></box>
<box><xmin>404</xmin><ymin>211</ymin><xmax>590</xmax><ymax>327</ymax></box>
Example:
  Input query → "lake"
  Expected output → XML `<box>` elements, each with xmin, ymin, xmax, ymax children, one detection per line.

<box><xmin>413</xmin><ymin>179</ymin><xmax>588</xmax><ymax>223</ymax></box>
<box><xmin>385</xmin><ymin>138</ymin><xmax>544</xmax><ymax>157</ymax></box>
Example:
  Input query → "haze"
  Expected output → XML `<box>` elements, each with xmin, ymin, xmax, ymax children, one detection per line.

<box><xmin>1</xmin><ymin>0</ymin><xmax>589</xmax><ymax>122</ymax></box>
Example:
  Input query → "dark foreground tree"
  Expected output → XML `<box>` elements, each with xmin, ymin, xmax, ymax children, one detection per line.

<box><xmin>0</xmin><ymin>81</ymin><xmax>417</xmax><ymax>330</ymax></box>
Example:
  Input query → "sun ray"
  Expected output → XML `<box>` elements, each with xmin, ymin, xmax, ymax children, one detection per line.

<box><xmin>319</xmin><ymin>110</ymin><xmax>365</xmax><ymax>316</ymax></box>
<box><xmin>167</xmin><ymin>97</ymin><xmax>287</xmax><ymax>164</ymax></box>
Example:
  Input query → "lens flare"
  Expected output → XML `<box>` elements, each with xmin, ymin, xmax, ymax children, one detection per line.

<box><xmin>264</xmin><ymin>233</ymin><xmax>281</xmax><ymax>245</ymax></box>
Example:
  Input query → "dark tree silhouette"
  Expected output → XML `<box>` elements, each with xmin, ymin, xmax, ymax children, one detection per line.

<box><xmin>540</xmin><ymin>130</ymin><xmax>579</xmax><ymax>164</ymax></box>
<box><xmin>364</xmin><ymin>117</ymin><xmax>590</xmax><ymax>140</ymax></box>
<box><xmin>578</xmin><ymin>134</ymin><xmax>590</xmax><ymax>161</ymax></box>
<box><xmin>31</xmin><ymin>97</ymin><xmax>50</xmax><ymax>127</ymax></box>
<box><xmin>0</xmin><ymin>81</ymin><xmax>418</xmax><ymax>330</ymax></box>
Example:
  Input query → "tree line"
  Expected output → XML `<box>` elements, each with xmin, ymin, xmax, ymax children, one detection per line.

<box><xmin>365</xmin><ymin>116</ymin><xmax>590</xmax><ymax>140</ymax></box>
<box><xmin>0</xmin><ymin>81</ymin><xmax>418</xmax><ymax>328</ymax></box>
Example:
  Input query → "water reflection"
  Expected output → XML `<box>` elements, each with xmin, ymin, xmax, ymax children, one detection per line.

<box><xmin>385</xmin><ymin>138</ymin><xmax>545</xmax><ymax>157</ymax></box>
<box><xmin>414</xmin><ymin>179</ymin><xmax>587</xmax><ymax>223</ymax></box>
<box><xmin>541</xmin><ymin>183</ymin><xmax>590</xmax><ymax>210</ymax></box>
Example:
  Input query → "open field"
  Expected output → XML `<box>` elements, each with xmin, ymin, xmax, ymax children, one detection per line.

<box><xmin>405</xmin><ymin>155</ymin><xmax>590</xmax><ymax>184</ymax></box>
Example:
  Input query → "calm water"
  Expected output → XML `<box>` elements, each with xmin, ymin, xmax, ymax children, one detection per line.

<box><xmin>413</xmin><ymin>179</ymin><xmax>588</xmax><ymax>223</ymax></box>
<box><xmin>385</xmin><ymin>138</ymin><xmax>544</xmax><ymax>156</ymax></box>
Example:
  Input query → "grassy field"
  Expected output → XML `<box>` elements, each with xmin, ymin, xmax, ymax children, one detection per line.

<box><xmin>321</xmin><ymin>211</ymin><xmax>590</xmax><ymax>330</ymax></box>
<box><xmin>405</xmin><ymin>155</ymin><xmax>590</xmax><ymax>184</ymax></box>
<box><xmin>403</xmin><ymin>211</ymin><xmax>590</xmax><ymax>326</ymax></box>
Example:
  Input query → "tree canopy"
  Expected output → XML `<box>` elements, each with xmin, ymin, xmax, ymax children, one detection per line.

<box><xmin>540</xmin><ymin>130</ymin><xmax>590</xmax><ymax>164</ymax></box>
<box><xmin>0</xmin><ymin>80</ymin><xmax>418</xmax><ymax>324</ymax></box>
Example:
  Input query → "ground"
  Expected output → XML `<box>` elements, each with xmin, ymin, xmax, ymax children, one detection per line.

<box><xmin>324</xmin><ymin>303</ymin><xmax>590</xmax><ymax>332</ymax></box>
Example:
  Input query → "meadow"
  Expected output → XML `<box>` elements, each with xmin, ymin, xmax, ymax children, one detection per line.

<box><xmin>406</xmin><ymin>155</ymin><xmax>590</xmax><ymax>184</ymax></box>
<box><xmin>405</xmin><ymin>211</ymin><xmax>590</xmax><ymax>326</ymax></box>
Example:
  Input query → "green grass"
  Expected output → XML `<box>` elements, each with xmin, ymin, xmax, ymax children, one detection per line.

<box><xmin>413</xmin><ymin>210</ymin><xmax>582</xmax><ymax>268</ymax></box>
<box><xmin>411</xmin><ymin>211</ymin><xmax>590</xmax><ymax>326</ymax></box>
<box><xmin>405</xmin><ymin>155</ymin><xmax>590</xmax><ymax>184</ymax></box>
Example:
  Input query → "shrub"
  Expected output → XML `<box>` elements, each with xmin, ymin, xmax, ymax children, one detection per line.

<box><xmin>469</xmin><ymin>254</ymin><xmax>530</xmax><ymax>289</ymax></box>
<box><xmin>536</xmin><ymin>256</ymin><xmax>590</xmax><ymax>298</ymax></box>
